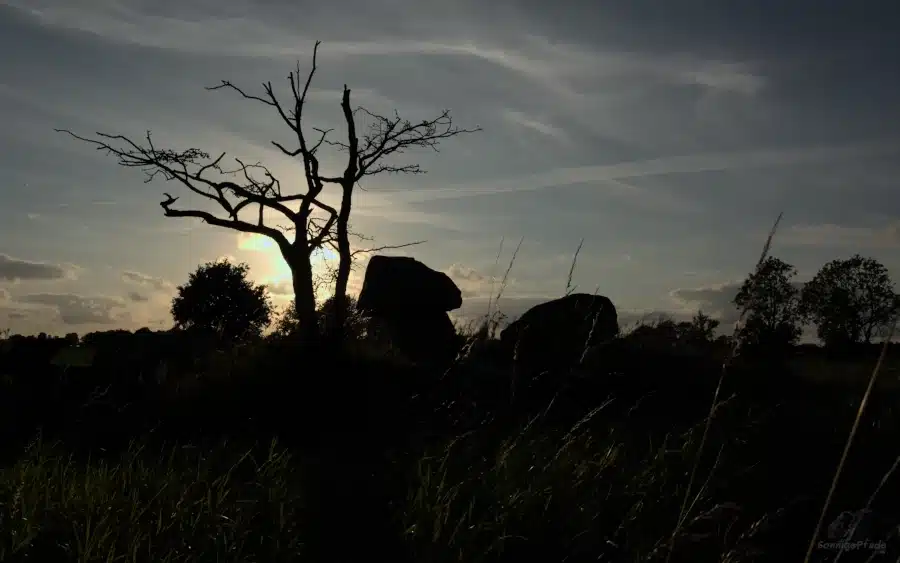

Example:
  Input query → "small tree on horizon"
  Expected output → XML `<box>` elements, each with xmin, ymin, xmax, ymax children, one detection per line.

<box><xmin>625</xmin><ymin>311</ymin><xmax>721</xmax><ymax>350</ymax></box>
<box><xmin>171</xmin><ymin>259</ymin><xmax>273</xmax><ymax>344</ymax></box>
<box><xmin>273</xmin><ymin>294</ymin><xmax>367</xmax><ymax>340</ymax></box>
<box><xmin>684</xmin><ymin>310</ymin><xmax>721</xmax><ymax>345</ymax></box>
<box><xmin>800</xmin><ymin>254</ymin><xmax>900</xmax><ymax>349</ymax></box>
<box><xmin>57</xmin><ymin>41</ymin><xmax>480</xmax><ymax>343</ymax></box>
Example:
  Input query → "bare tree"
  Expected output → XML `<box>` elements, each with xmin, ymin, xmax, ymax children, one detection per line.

<box><xmin>57</xmin><ymin>40</ymin><xmax>480</xmax><ymax>342</ymax></box>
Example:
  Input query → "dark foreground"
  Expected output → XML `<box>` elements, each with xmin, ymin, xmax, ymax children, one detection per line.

<box><xmin>1</xmin><ymin>333</ymin><xmax>899</xmax><ymax>562</ymax></box>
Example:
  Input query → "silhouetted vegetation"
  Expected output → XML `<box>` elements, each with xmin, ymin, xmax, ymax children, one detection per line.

<box><xmin>171</xmin><ymin>259</ymin><xmax>273</xmax><ymax>344</ymax></box>
<box><xmin>801</xmin><ymin>254</ymin><xmax>900</xmax><ymax>351</ymax></box>
<box><xmin>733</xmin><ymin>256</ymin><xmax>803</xmax><ymax>357</ymax></box>
<box><xmin>273</xmin><ymin>294</ymin><xmax>367</xmax><ymax>340</ymax></box>
<box><xmin>3</xmin><ymin>242</ymin><xmax>900</xmax><ymax>562</ymax></box>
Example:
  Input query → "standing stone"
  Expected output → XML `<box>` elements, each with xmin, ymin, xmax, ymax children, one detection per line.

<box><xmin>357</xmin><ymin>255</ymin><xmax>463</xmax><ymax>364</ymax></box>
<box><xmin>500</xmin><ymin>293</ymin><xmax>619</xmax><ymax>373</ymax></box>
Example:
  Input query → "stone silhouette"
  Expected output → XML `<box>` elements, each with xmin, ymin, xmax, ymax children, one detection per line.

<box><xmin>356</xmin><ymin>255</ymin><xmax>463</xmax><ymax>364</ymax></box>
<box><xmin>500</xmin><ymin>293</ymin><xmax>619</xmax><ymax>373</ymax></box>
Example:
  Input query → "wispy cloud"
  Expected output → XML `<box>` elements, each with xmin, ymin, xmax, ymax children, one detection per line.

<box><xmin>669</xmin><ymin>282</ymin><xmax>743</xmax><ymax>324</ymax></box>
<box><xmin>445</xmin><ymin>263</ymin><xmax>503</xmax><ymax>298</ymax></box>
<box><xmin>121</xmin><ymin>271</ymin><xmax>175</xmax><ymax>293</ymax></box>
<box><xmin>6</xmin><ymin>1</ymin><xmax>767</xmax><ymax>102</ymax></box>
<box><xmin>780</xmin><ymin>222</ymin><xmax>900</xmax><ymax>249</ymax></box>
<box><xmin>126</xmin><ymin>291</ymin><xmax>149</xmax><ymax>303</ymax></box>
<box><xmin>0</xmin><ymin>254</ymin><xmax>77</xmax><ymax>282</ymax></box>
<box><xmin>266</xmin><ymin>281</ymin><xmax>293</xmax><ymax>296</ymax></box>
<box><xmin>501</xmin><ymin>109</ymin><xmax>570</xmax><ymax>143</ymax></box>
<box><xmin>15</xmin><ymin>292</ymin><xmax>128</xmax><ymax>325</ymax></box>
<box><xmin>376</xmin><ymin>141</ymin><xmax>900</xmax><ymax>205</ymax></box>
<box><xmin>682</xmin><ymin>62</ymin><xmax>765</xmax><ymax>96</ymax></box>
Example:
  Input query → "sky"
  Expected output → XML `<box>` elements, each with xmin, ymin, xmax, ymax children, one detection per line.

<box><xmin>1</xmin><ymin>0</ymin><xmax>900</xmax><ymax>337</ymax></box>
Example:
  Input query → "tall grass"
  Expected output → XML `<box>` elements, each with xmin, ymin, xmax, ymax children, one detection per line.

<box><xmin>0</xmin><ymin>437</ymin><xmax>305</xmax><ymax>562</ymax></box>
<box><xmin>666</xmin><ymin>212</ymin><xmax>784</xmax><ymax>563</ymax></box>
<box><xmin>803</xmin><ymin>316</ymin><xmax>899</xmax><ymax>562</ymax></box>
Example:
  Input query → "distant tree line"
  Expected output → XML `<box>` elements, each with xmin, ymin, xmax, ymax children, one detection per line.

<box><xmin>733</xmin><ymin>253</ymin><xmax>900</xmax><ymax>354</ymax></box>
<box><xmin>4</xmin><ymin>254</ymin><xmax>897</xmax><ymax>359</ymax></box>
<box><xmin>160</xmin><ymin>254</ymin><xmax>898</xmax><ymax>355</ymax></box>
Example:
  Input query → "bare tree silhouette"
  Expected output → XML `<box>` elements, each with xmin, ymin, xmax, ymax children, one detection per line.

<box><xmin>57</xmin><ymin>41</ymin><xmax>480</xmax><ymax>342</ymax></box>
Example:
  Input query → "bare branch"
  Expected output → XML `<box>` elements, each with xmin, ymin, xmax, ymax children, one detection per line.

<box><xmin>309</xmin><ymin>127</ymin><xmax>333</xmax><ymax>154</ymax></box>
<box><xmin>307</xmin><ymin>213</ymin><xmax>338</xmax><ymax>250</ymax></box>
<box><xmin>159</xmin><ymin>193</ymin><xmax>287</xmax><ymax>244</ymax></box>
<box><xmin>207</xmin><ymin>42</ymin><xmax>337</xmax><ymax>202</ymax></box>
<box><xmin>351</xmin><ymin>240</ymin><xmax>426</xmax><ymax>258</ymax></box>
<box><xmin>332</xmin><ymin>101</ymin><xmax>481</xmax><ymax>180</ymax></box>
<box><xmin>206</xmin><ymin>80</ymin><xmax>296</xmax><ymax>138</ymax></box>
<box><xmin>54</xmin><ymin>128</ymin><xmax>338</xmax><ymax>248</ymax></box>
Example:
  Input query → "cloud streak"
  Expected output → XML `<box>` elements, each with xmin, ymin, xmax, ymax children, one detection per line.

<box><xmin>445</xmin><ymin>263</ymin><xmax>503</xmax><ymax>298</ymax></box>
<box><xmin>780</xmin><ymin>222</ymin><xmax>900</xmax><ymax>249</ymax></box>
<box><xmin>121</xmin><ymin>271</ymin><xmax>175</xmax><ymax>293</ymax></box>
<box><xmin>0</xmin><ymin>254</ymin><xmax>75</xmax><ymax>282</ymax></box>
<box><xmin>669</xmin><ymin>282</ymin><xmax>743</xmax><ymax>325</ymax></box>
<box><xmin>4</xmin><ymin>0</ymin><xmax>773</xmax><ymax>117</ymax></box>
<box><xmin>501</xmin><ymin>110</ymin><xmax>571</xmax><ymax>142</ymax></box>
<box><xmin>126</xmin><ymin>291</ymin><xmax>149</xmax><ymax>303</ymax></box>
<box><xmin>378</xmin><ymin>141</ymin><xmax>900</xmax><ymax>205</ymax></box>
<box><xmin>15</xmin><ymin>293</ymin><xmax>128</xmax><ymax>325</ymax></box>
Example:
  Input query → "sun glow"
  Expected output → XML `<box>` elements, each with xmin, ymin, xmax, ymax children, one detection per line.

<box><xmin>237</xmin><ymin>233</ymin><xmax>336</xmax><ymax>303</ymax></box>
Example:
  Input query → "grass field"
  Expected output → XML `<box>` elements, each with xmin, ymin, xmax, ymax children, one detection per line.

<box><xmin>1</xmin><ymin>330</ymin><xmax>899</xmax><ymax>561</ymax></box>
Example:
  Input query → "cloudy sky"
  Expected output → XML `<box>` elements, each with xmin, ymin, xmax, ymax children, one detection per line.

<box><xmin>2</xmin><ymin>0</ymin><xmax>899</xmax><ymax>336</ymax></box>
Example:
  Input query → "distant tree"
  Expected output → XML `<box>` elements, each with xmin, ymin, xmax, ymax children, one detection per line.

<box><xmin>714</xmin><ymin>334</ymin><xmax>732</xmax><ymax>347</ymax></box>
<box><xmin>82</xmin><ymin>329</ymin><xmax>132</xmax><ymax>349</ymax></box>
<box><xmin>627</xmin><ymin>311</ymin><xmax>721</xmax><ymax>350</ymax></box>
<box><xmin>733</xmin><ymin>257</ymin><xmax>803</xmax><ymax>353</ymax></box>
<box><xmin>272</xmin><ymin>303</ymin><xmax>300</xmax><ymax>338</ymax></box>
<box><xmin>64</xmin><ymin>332</ymin><xmax>79</xmax><ymax>345</ymax></box>
<box><xmin>800</xmin><ymin>254</ymin><xmax>899</xmax><ymax>348</ymax></box>
<box><xmin>683</xmin><ymin>310</ymin><xmax>721</xmax><ymax>345</ymax></box>
<box><xmin>274</xmin><ymin>294</ymin><xmax>366</xmax><ymax>340</ymax></box>
<box><xmin>57</xmin><ymin>41</ymin><xmax>479</xmax><ymax>342</ymax></box>
<box><xmin>171</xmin><ymin>260</ymin><xmax>273</xmax><ymax>344</ymax></box>
<box><xmin>318</xmin><ymin>294</ymin><xmax>368</xmax><ymax>339</ymax></box>
<box><xmin>626</xmin><ymin>315</ymin><xmax>681</xmax><ymax>350</ymax></box>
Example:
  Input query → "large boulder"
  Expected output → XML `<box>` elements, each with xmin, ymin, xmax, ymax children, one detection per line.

<box><xmin>357</xmin><ymin>255</ymin><xmax>462</xmax><ymax>314</ymax></box>
<box><xmin>357</xmin><ymin>255</ymin><xmax>463</xmax><ymax>364</ymax></box>
<box><xmin>500</xmin><ymin>293</ymin><xmax>619</xmax><ymax>374</ymax></box>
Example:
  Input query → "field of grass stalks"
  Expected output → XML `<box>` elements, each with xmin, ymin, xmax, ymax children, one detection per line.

<box><xmin>2</xmin><ymin>332</ymin><xmax>898</xmax><ymax>562</ymax></box>
<box><xmin>0</xmin><ymin>438</ymin><xmax>306</xmax><ymax>561</ymax></box>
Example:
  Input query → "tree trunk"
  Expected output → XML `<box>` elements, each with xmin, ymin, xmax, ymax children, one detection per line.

<box><xmin>284</xmin><ymin>244</ymin><xmax>319</xmax><ymax>343</ymax></box>
<box><xmin>331</xmin><ymin>182</ymin><xmax>354</xmax><ymax>341</ymax></box>
<box><xmin>332</xmin><ymin>86</ymin><xmax>358</xmax><ymax>344</ymax></box>
<box><xmin>863</xmin><ymin>320</ymin><xmax>875</xmax><ymax>344</ymax></box>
